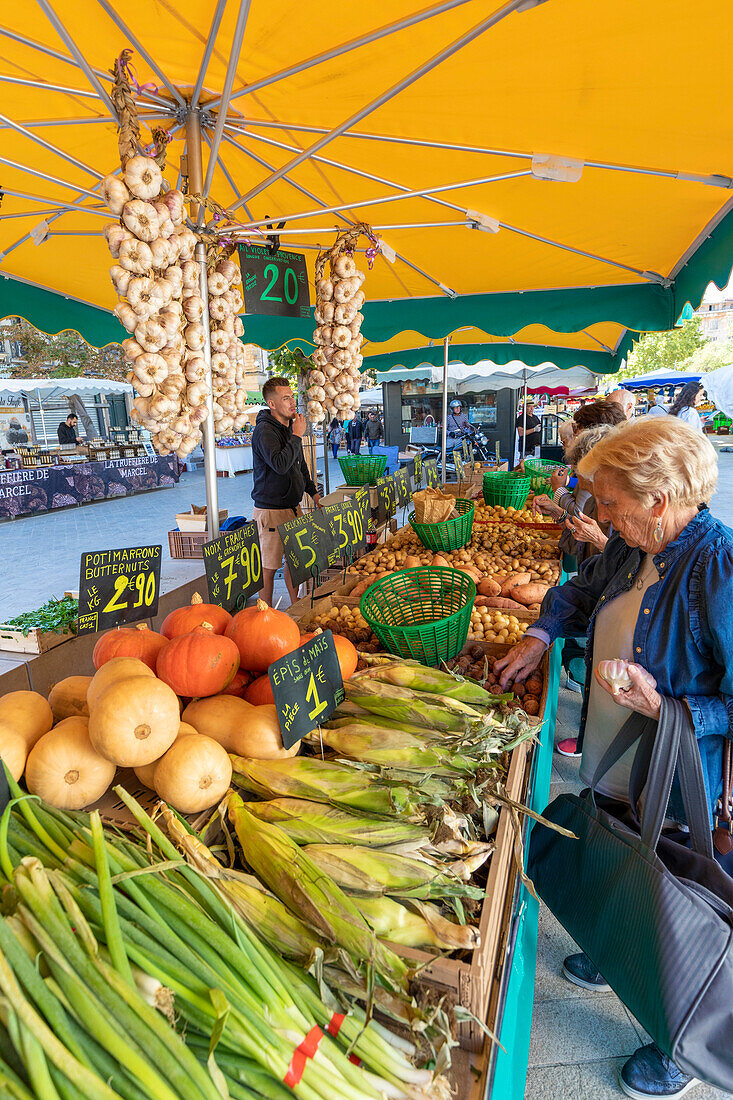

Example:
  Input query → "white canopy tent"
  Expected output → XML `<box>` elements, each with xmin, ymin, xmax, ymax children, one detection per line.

<box><xmin>0</xmin><ymin>376</ymin><xmax>133</xmax><ymax>445</ymax></box>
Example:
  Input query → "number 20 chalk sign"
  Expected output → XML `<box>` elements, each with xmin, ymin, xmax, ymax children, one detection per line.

<box><xmin>78</xmin><ymin>545</ymin><xmax>162</xmax><ymax>634</ymax></box>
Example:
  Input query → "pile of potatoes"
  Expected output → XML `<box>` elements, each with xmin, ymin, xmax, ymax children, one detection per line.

<box><xmin>469</xmin><ymin>607</ymin><xmax>530</xmax><ymax>643</ymax></box>
<box><xmin>308</xmin><ymin>603</ymin><xmax>380</xmax><ymax>649</ymax></box>
<box><xmin>474</xmin><ymin>503</ymin><xmax>558</xmax><ymax>525</ymax></box>
<box><xmin>446</xmin><ymin>648</ymin><xmax>544</xmax><ymax>717</ymax></box>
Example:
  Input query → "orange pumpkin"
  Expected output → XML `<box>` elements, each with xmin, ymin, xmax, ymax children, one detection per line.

<box><xmin>221</xmin><ymin>669</ymin><xmax>253</xmax><ymax>697</ymax></box>
<box><xmin>157</xmin><ymin>623</ymin><xmax>240</xmax><ymax>698</ymax></box>
<box><xmin>92</xmin><ymin>624</ymin><xmax>167</xmax><ymax>672</ymax></box>
<box><xmin>300</xmin><ymin>629</ymin><xmax>358</xmax><ymax>681</ymax></box>
<box><xmin>160</xmin><ymin>591</ymin><xmax>232</xmax><ymax>639</ymax></box>
<box><xmin>244</xmin><ymin>675</ymin><xmax>274</xmax><ymax>706</ymax></box>
<box><xmin>226</xmin><ymin>600</ymin><xmax>300</xmax><ymax>674</ymax></box>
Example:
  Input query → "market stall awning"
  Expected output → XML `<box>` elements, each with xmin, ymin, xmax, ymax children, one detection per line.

<box><xmin>0</xmin><ymin>377</ymin><xmax>132</xmax><ymax>396</ymax></box>
<box><xmin>376</xmin><ymin>361</ymin><xmax>599</xmax><ymax>392</ymax></box>
<box><xmin>0</xmin><ymin>0</ymin><xmax>731</xmax><ymax>368</ymax></box>
<box><xmin>619</xmin><ymin>369</ymin><xmax>703</xmax><ymax>390</ymax></box>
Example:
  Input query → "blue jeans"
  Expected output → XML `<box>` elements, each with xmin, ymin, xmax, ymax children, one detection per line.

<box><xmin>332</xmin><ymin>442</ymin><xmax>339</xmax><ymax>458</ymax></box>
<box><xmin>367</xmin><ymin>440</ymin><xmax>378</xmax><ymax>454</ymax></box>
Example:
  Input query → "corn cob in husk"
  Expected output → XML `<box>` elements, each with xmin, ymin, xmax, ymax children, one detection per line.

<box><xmin>356</xmin><ymin>895</ymin><xmax>481</xmax><ymax>951</ymax></box>
<box><xmin>343</xmin><ymin>679</ymin><xmax>482</xmax><ymax>732</ymax></box>
<box><xmin>230</xmin><ymin>755</ymin><xmax>418</xmax><ymax>817</ymax></box>
<box><xmin>303</xmin><ymin>843</ymin><xmax>486</xmax><ymax>900</ymax></box>
<box><xmin>243</xmin><ymin>797</ymin><xmax>429</xmax><ymax>848</ymax></box>
<box><xmin>317</xmin><ymin>722</ymin><xmax>482</xmax><ymax>775</ymax></box>
<box><xmin>354</xmin><ymin>659</ymin><xmax>504</xmax><ymax>707</ymax></box>
<box><xmin>227</xmin><ymin>793</ymin><xmax>413</xmax><ymax>995</ymax></box>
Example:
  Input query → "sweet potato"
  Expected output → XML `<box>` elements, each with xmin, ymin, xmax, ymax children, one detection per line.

<box><xmin>500</xmin><ymin>573</ymin><xmax>531</xmax><ymax>598</ymax></box>
<box><xmin>509</xmin><ymin>583</ymin><xmax>550</xmax><ymax>607</ymax></box>
<box><xmin>484</xmin><ymin>596</ymin><xmax>526</xmax><ymax>610</ymax></box>
<box><xmin>477</xmin><ymin>577</ymin><xmax>501</xmax><ymax>597</ymax></box>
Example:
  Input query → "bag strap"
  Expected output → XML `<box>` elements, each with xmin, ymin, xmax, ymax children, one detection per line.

<box><xmin>589</xmin><ymin>710</ymin><xmax>653</xmax><ymax>795</ymax></box>
<box><xmin>676</xmin><ymin>711</ymin><xmax>714</xmax><ymax>859</ymax></box>
<box><xmin>713</xmin><ymin>740</ymin><xmax>733</xmax><ymax>856</ymax></box>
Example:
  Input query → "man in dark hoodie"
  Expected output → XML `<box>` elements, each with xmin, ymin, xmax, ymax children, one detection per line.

<box><xmin>251</xmin><ymin>377</ymin><xmax>320</xmax><ymax>604</ymax></box>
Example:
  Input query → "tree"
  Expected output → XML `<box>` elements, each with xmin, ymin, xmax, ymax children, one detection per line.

<box><xmin>687</xmin><ymin>336</ymin><xmax>733</xmax><ymax>375</ymax></box>
<box><xmin>267</xmin><ymin>345</ymin><xmax>313</xmax><ymax>383</ymax></box>
<box><xmin>619</xmin><ymin>318</ymin><xmax>706</xmax><ymax>380</ymax></box>
<box><xmin>3</xmin><ymin>319</ymin><xmax>126</xmax><ymax>381</ymax></box>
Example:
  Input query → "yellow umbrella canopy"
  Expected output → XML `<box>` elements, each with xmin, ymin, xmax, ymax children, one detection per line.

<box><xmin>0</xmin><ymin>0</ymin><xmax>731</xmax><ymax>367</ymax></box>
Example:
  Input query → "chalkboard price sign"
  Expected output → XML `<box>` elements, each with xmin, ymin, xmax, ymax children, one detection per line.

<box><xmin>394</xmin><ymin>466</ymin><xmax>411</xmax><ymax>509</ymax></box>
<box><xmin>203</xmin><ymin>521</ymin><xmax>262</xmax><ymax>612</ymax></box>
<box><xmin>376</xmin><ymin>475</ymin><xmax>397</xmax><ymax>524</ymax></box>
<box><xmin>237</xmin><ymin>244</ymin><xmax>310</xmax><ymax>319</ymax></box>
<box><xmin>423</xmin><ymin>458</ymin><xmax>439</xmax><ymax>488</ymax></box>
<box><xmin>268</xmin><ymin>630</ymin><xmax>345</xmax><ymax>749</ymax></box>
<box><xmin>278</xmin><ymin>512</ymin><xmax>339</xmax><ymax>587</ymax></box>
<box><xmin>462</xmin><ymin>439</ymin><xmax>470</xmax><ymax>461</ymax></box>
<box><xmin>413</xmin><ymin>452</ymin><xmax>423</xmax><ymax>487</ymax></box>
<box><xmin>323</xmin><ymin>492</ymin><xmax>368</xmax><ymax>559</ymax></box>
<box><xmin>453</xmin><ymin>450</ymin><xmax>464</xmax><ymax>479</ymax></box>
<box><xmin>78</xmin><ymin>545</ymin><xmax>162</xmax><ymax>634</ymax></box>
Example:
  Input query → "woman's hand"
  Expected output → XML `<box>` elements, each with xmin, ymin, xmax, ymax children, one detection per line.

<box><xmin>566</xmin><ymin>513</ymin><xmax>608</xmax><ymax>551</ymax></box>
<box><xmin>494</xmin><ymin>636</ymin><xmax>547</xmax><ymax>690</ymax></box>
<box><xmin>593</xmin><ymin>663</ymin><xmax>661</xmax><ymax>720</ymax></box>
<box><xmin>550</xmin><ymin>469</ymin><xmax>569</xmax><ymax>492</ymax></box>
<box><xmin>532</xmin><ymin>494</ymin><xmax>562</xmax><ymax>518</ymax></box>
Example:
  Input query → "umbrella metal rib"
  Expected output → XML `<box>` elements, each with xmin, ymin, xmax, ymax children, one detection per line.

<box><xmin>94</xmin><ymin>0</ymin><xmax>186</xmax><ymax>108</ymax></box>
<box><xmin>0</xmin><ymin>112</ymin><xmax>103</xmax><ymax>179</ymax></box>
<box><xmin>201</xmin><ymin>0</ymin><xmax>252</xmax><ymax>211</ymax></box>
<box><xmin>35</xmin><ymin>0</ymin><xmax>120</xmax><ymax>121</ymax></box>
<box><xmin>233</xmin><ymin>0</ymin><xmax>529</xmax><ymax>205</ymax></box>
<box><xmin>191</xmin><ymin>0</ymin><xmax>228</xmax><ymax>110</ymax></box>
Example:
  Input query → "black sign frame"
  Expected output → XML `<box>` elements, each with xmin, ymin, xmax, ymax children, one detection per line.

<box><xmin>376</xmin><ymin>475</ymin><xmax>397</xmax><ymax>524</ymax></box>
<box><xmin>394</xmin><ymin>466</ymin><xmax>411</xmax><ymax>509</ymax></box>
<box><xmin>278</xmin><ymin>511</ymin><xmax>340</xmax><ymax>587</ymax></box>
<box><xmin>237</xmin><ymin>244</ymin><xmax>310</xmax><ymax>318</ymax></box>
<box><xmin>268</xmin><ymin>630</ymin><xmax>345</xmax><ymax>749</ymax></box>
<box><xmin>78</xmin><ymin>544</ymin><xmax>162</xmax><ymax>634</ymax></box>
<box><xmin>423</xmin><ymin>458</ymin><xmax>439</xmax><ymax>488</ymax></box>
<box><xmin>203</xmin><ymin>521</ymin><xmax>262</xmax><ymax>612</ymax></box>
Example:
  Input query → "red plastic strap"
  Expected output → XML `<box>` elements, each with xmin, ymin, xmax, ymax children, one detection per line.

<box><xmin>348</xmin><ymin>1054</ymin><xmax>362</xmax><ymax>1067</ymax></box>
<box><xmin>283</xmin><ymin>1027</ymin><xmax>324</xmax><ymax>1089</ymax></box>
<box><xmin>327</xmin><ymin>1013</ymin><xmax>346</xmax><ymax>1038</ymax></box>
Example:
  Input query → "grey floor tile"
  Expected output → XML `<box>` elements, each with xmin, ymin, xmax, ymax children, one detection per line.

<box><xmin>533</xmin><ymin>904</ymin><xmax>580</xmax><ymax>1003</ymax></box>
<box><xmin>528</xmin><ymin>992</ymin><xmax>640</xmax><ymax>1068</ymax></box>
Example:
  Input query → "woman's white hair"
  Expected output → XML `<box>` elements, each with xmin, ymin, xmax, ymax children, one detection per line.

<box><xmin>577</xmin><ymin>416</ymin><xmax>718</xmax><ymax>508</ymax></box>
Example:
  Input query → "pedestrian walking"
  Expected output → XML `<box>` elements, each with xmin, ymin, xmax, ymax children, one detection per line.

<box><xmin>347</xmin><ymin>414</ymin><xmax>364</xmax><ymax>453</ymax></box>
<box><xmin>327</xmin><ymin>417</ymin><xmax>343</xmax><ymax>458</ymax></box>
<box><xmin>364</xmin><ymin>411</ymin><xmax>383</xmax><ymax>453</ymax></box>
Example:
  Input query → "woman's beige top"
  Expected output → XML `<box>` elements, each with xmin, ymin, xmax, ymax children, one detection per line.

<box><xmin>579</xmin><ymin>554</ymin><xmax>659</xmax><ymax>801</ymax></box>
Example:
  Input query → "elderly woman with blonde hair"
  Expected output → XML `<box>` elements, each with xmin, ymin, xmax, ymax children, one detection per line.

<box><xmin>495</xmin><ymin>417</ymin><xmax>733</xmax><ymax>1100</ymax></box>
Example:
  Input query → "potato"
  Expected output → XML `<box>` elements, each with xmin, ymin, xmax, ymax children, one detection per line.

<box><xmin>510</xmin><ymin>583</ymin><xmax>550</xmax><ymax>607</ymax></box>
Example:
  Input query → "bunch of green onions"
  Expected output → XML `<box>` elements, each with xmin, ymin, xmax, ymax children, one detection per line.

<box><xmin>0</xmin><ymin>771</ymin><xmax>448</xmax><ymax>1100</ymax></box>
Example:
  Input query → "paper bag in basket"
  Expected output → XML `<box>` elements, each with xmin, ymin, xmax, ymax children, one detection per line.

<box><xmin>413</xmin><ymin>487</ymin><xmax>458</xmax><ymax>524</ymax></box>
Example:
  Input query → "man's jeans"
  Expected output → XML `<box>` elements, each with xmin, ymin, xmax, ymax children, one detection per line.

<box><xmin>367</xmin><ymin>440</ymin><xmax>377</xmax><ymax>454</ymax></box>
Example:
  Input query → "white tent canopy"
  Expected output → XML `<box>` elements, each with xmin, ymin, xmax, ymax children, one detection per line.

<box><xmin>0</xmin><ymin>377</ymin><xmax>132</xmax><ymax>399</ymax></box>
<box><xmin>701</xmin><ymin>365</ymin><xmax>733</xmax><ymax>419</ymax></box>
<box><xmin>375</xmin><ymin>361</ymin><xmax>598</xmax><ymax>393</ymax></box>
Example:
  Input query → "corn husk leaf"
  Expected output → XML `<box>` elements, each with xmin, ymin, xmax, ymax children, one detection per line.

<box><xmin>317</xmin><ymin>723</ymin><xmax>481</xmax><ymax>775</ymax></box>
<box><xmin>303</xmin><ymin>844</ymin><xmax>485</xmax><ymax>901</ymax></box>
<box><xmin>242</xmin><ymin>797</ymin><xmax>429</xmax><ymax>849</ymax></box>
<box><xmin>354</xmin><ymin>660</ymin><xmax>502</xmax><ymax>707</ymax></box>
<box><xmin>343</xmin><ymin>680</ymin><xmax>479</xmax><ymax>732</ymax></box>
<box><xmin>230</xmin><ymin>755</ymin><xmax>418</xmax><ymax>818</ymax></box>
<box><xmin>227</xmin><ymin>793</ymin><xmax>412</xmax><ymax>995</ymax></box>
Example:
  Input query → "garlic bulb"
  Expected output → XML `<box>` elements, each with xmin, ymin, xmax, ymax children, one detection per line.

<box><xmin>332</xmin><ymin>325</ymin><xmax>352</xmax><ymax>349</ymax></box>
<box><xmin>317</xmin><ymin>278</ymin><xmax>333</xmax><ymax>301</ymax></box>
<box><xmin>163</xmin><ymin>265</ymin><xmax>183</xmax><ymax>294</ymax></box>
<box><xmin>114</xmin><ymin>302</ymin><xmax>138</xmax><ymax>333</ymax></box>
<box><xmin>233</xmin><ymin>317</ymin><xmax>244</xmax><ymax>338</ymax></box>
<box><xmin>119</xmin><ymin>238</ymin><xmax>153</xmax><ymax>275</ymax></box>
<box><xmin>122</xmin><ymin>199</ymin><xmax>159</xmax><ymax>242</ymax></box>
<box><xmin>333</xmin><ymin>254</ymin><xmax>357</xmax><ymax>278</ymax></box>
<box><xmin>334</xmin><ymin>301</ymin><xmax>357</xmax><ymax>324</ymax></box>
<box><xmin>160</xmin><ymin>375</ymin><xmax>187</xmax><ymax>399</ymax></box>
<box><xmin>207</xmin><ymin>271</ymin><xmax>228</xmax><ymax>297</ymax></box>
<box><xmin>109</xmin><ymin>264</ymin><xmax>132</xmax><ymax>296</ymax></box>
<box><xmin>131</xmin><ymin>377</ymin><xmax>155</xmax><ymax>398</ymax></box>
<box><xmin>189</xmin><ymin>404</ymin><xmax>208</xmax><ymax>427</ymax></box>
<box><xmin>224</xmin><ymin>288</ymin><xmax>243</xmax><ymax>312</ymax></box>
<box><xmin>211</xmin><ymin>352</ymin><xmax>230</xmax><ymax>375</ymax></box>
<box><xmin>133</xmin><ymin>353</ymin><xmax>167</xmax><ymax>386</ymax></box>
<box><xmin>126</xmin><ymin>276</ymin><xmax>158</xmax><ymax>319</ymax></box>
<box><xmin>209</xmin><ymin>296</ymin><xmax>230</xmax><ymax>322</ymax></box>
<box><xmin>181</xmin><ymin>260</ymin><xmax>199</xmax><ymax>291</ymax></box>
<box><xmin>185</xmin><ymin>356</ymin><xmax>206</xmax><ymax>382</ymax></box>
<box><xmin>173</xmin><ymin>226</ymin><xmax>197</xmax><ymax>261</ymax></box>
<box><xmin>158</xmin><ymin>306</ymin><xmax>181</xmax><ymax>334</ymax></box>
<box><xmin>216</xmin><ymin>258</ymin><xmax>240</xmax><ymax>284</ymax></box>
<box><xmin>152</xmin><ymin>204</ymin><xmax>175</xmax><ymax>240</ymax></box>
<box><xmin>161</xmin><ymin>189</ymin><xmax>185</xmax><ymax>224</ymax></box>
<box><xmin>134</xmin><ymin>319</ymin><xmax>168</xmax><ymax>353</ymax></box>
<box><xmin>333</xmin><ymin>278</ymin><xmax>357</xmax><ymax>304</ymax></box>
<box><xmin>210</xmin><ymin>330</ymin><xmax>229</xmax><ymax>353</ymax></box>
<box><xmin>187</xmin><ymin>380</ymin><xmax>209</xmax><ymax>407</ymax></box>
<box><xmin>185</xmin><ymin>323</ymin><xmax>205</xmax><ymax>351</ymax></box>
<box><xmin>597</xmin><ymin>660</ymin><xmax>632</xmax><ymax>693</ymax></box>
<box><xmin>353</xmin><ymin>290</ymin><xmax>365</xmax><ymax>310</ymax></box>
<box><xmin>102</xmin><ymin>175</ymin><xmax>130</xmax><ymax>215</ymax></box>
<box><xmin>183</xmin><ymin>295</ymin><xmax>204</xmax><ymax>322</ymax></box>
<box><xmin>149</xmin><ymin>237</ymin><xmax>172</xmax><ymax>269</ymax></box>
<box><xmin>103</xmin><ymin>223</ymin><xmax>132</xmax><ymax>259</ymax></box>
<box><xmin>124</xmin><ymin>156</ymin><xmax>163</xmax><ymax>201</ymax></box>
<box><xmin>121</xmin><ymin>338</ymin><xmax>144</xmax><ymax>361</ymax></box>
<box><xmin>332</xmin><ymin>348</ymin><xmax>352</xmax><ymax>369</ymax></box>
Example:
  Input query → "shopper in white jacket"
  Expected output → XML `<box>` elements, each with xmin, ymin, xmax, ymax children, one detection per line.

<box><xmin>669</xmin><ymin>380</ymin><xmax>704</xmax><ymax>432</ymax></box>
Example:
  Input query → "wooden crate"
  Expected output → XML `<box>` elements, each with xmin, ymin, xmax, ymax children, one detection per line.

<box><xmin>93</xmin><ymin>770</ymin><xmax>221</xmax><ymax>844</ymax></box>
<box><xmin>390</xmin><ymin>642</ymin><xmax>549</xmax><ymax>1051</ymax></box>
<box><xmin>0</xmin><ymin>624</ymin><xmax>75</xmax><ymax>655</ymax></box>
<box><xmin>168</xmin><ymin>529</ymin><xmax>209</xmax><ymax>558</ymax></box>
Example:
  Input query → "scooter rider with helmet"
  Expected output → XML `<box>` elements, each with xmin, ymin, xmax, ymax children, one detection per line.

<box><xmin>447</xmin><ymin>399</ymin><xmax>470</xmax><ymax>438</ymax></box>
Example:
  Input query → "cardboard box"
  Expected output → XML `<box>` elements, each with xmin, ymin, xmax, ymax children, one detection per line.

<box><xmin>175</xmin><ymin>510</ymin><xmax>228</xmax><ymax>532</ymax></box>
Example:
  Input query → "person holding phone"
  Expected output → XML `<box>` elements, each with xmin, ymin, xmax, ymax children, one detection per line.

<box><xmin>251</xmin><ymin>377</ymin><xmax>321</xmax><ymax>606</ymax></box>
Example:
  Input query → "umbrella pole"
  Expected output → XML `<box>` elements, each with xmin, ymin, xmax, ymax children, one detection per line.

<box><xmin>522</xmin><ymin>370</ymin><xmax>527</xmax><ymax>462</ymax></box>
<box><xmin>186</xmin><ymin>109</ymin><xmax>220</xmax><ymax>539</ymax></box>
<box><xmin>441</xmin><ymin>335</ymin><xmax>449</xmax><ymax>485</ymax></box>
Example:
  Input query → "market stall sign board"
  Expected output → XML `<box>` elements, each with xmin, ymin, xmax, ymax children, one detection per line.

<box><xmin>413</xmin><ymin>452</ymin><xmax>423</xmax><ymax>487</ymax></box>
<box><xmin>203</xmin><ymin>521</ymin><xmax>262</xmax><ymax>612</ymax></box>
<box><xmin>268</xmin><ymin>630</ymin><xmax>345</xmax><ymax>749</ymax></box>
<box><xmin>394</xmin><ymin>466</ymin><xmax>411</xmax><ymax>509</ymax></box>
<box><xmin>453</xmin><ymin>450</ymin><xmax>464</xmax><ymax>479</ymax></box>
<box><xmin>424</xmin><ymin>459</ymin><xmax>439</xmax><ymax>488</ymax></box>
<box><xmin>323</xmin><ymin>491</ymin><xmax>368</xmax><ymax>558</ymax></box>
<box><xmin>77</xmin><ymin>545</ymin><xmax>161</xmax><ymax>633</ymax></box>
<box><xmin>376</xmin><ymin>475</ymin><xmax>397</xmax><ymax>523</ymax></box>
<box><xmin>278</xmin><ymin>512</ymin><xmax>340</xmax><ymax>587</ymax></box>
<box><xmin>237</xmin><ymin>244</ymin><xmax>310</xmax><ymax>318</ymax></box>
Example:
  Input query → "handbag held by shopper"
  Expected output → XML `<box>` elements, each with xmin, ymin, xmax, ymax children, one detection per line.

<box><xmin>528</xmin><ymin>697</ymin><xmax>733</xmax><ymax>1090</ymax></box>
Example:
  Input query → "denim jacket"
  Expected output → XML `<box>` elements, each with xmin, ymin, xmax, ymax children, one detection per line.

<box><xmin>534</xmin><ymin>508</ymin><xmax>733</xmax><ymax>825</ymax></box>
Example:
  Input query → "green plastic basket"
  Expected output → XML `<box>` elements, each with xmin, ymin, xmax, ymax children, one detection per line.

<box><xmin>408</xmin><ymin>498</ymin><xmax>474</xmax><ymax>552</ymax></box>
<box><xmin>482</xmin><ymin>472</ymin><xmax>531</xmax><ymax>509</ymax></box>
<box><xmin>360</xmin><ymin>568</ymin><xmax>475</xmax><ymax>667</ymax></box>
<box><xmin>523</xmin><ymin>457</ymin><xmax>566</xmax><ymax>495</ymax></box>
<box><xmin>338</xmin><ymin>454</ymin><xmax>387</xmax><ymax>485</ymax></box>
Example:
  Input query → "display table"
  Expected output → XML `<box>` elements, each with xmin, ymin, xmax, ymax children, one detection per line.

<box><xmin>215</xmin><ymin>443</ymin><xmax>253</xmax><ymax>476</ymax></box>
<box><xmin>0</xmin><ymin>454</ymin><xmax>179</xmax><ymax>520</ymax></box>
